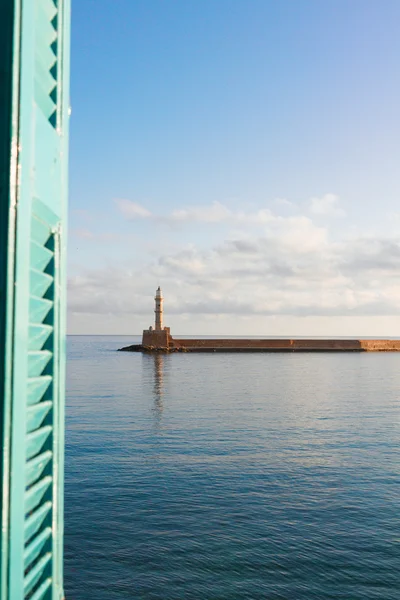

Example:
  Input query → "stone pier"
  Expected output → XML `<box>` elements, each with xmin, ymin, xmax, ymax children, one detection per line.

<box><xmin>118</xmin><ymin>289</ymin><xmax>400</xmax><ymax>353</ymax></box>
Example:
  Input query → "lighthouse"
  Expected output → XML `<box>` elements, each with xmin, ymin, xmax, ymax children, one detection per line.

<box><xmin>154</xmin><ymin>286</ymin><xmax>163</xmax><ymax>330</ymax></box>
<box><xmin>142</xmin><ymin>287</ymin><xmax>171</xmax><ymax>348</ymax></box>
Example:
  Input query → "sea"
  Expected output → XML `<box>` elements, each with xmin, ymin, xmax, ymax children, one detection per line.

<box><xmin>64</xmin><ymin>335</ymin><xmax>400</xmax><ymax>600</ymax></box>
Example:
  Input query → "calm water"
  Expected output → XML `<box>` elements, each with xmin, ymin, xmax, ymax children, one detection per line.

<box><xmin>64</xmin><ymin>336</ymin><xmax>400</xmax><ymax>599</ymax></box>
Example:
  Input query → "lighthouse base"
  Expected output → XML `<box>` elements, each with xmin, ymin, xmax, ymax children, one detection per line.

<box><xmin>142</xmin><ymin>327</ymin><xmax>171</xmax><ymax>349</ymax></box>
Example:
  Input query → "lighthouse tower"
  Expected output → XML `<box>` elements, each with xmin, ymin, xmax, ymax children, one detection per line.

<box><xmin>142</xmin><ymin>287</ymin><xmax>171</xmax><ymax>348</ymax></box>
<box><xmin>154</xmin><ymin>286</ymin><xmax>163</xmax><ymax>330</ymax></box>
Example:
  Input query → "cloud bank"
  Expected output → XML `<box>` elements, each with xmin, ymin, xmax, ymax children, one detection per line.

<box><xmin>69</xmin><ymin>194</ymin><xmax>400</xmax><ymax>333</ymax></box>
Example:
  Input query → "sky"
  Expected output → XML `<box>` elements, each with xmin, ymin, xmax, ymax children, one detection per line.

<box><xmin>68</xmin><ymin>0</ymin><xmax>400</xmax><ymax>336</ymax></box>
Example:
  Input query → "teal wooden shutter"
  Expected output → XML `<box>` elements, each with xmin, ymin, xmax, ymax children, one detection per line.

<box><xmin>0</xmin><ymin>1</ymin><xmax>71</xmax><ymax>599</ymax></box>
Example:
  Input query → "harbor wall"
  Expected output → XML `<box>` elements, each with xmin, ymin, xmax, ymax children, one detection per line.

<box><xmin>359</xmin><ymin>339</ymin><xmax>400</xmax><ymax>351</ymax></box>
<box><xmin>172</xmin><ymin>338</ymin><xmax>400</xmax><ymax>352</ymax></box>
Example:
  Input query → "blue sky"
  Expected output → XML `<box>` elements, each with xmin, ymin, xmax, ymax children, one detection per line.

<box><xmin>68</xmin><ymin>0</ymin><xmax>400</xmax><ymax>335</ymax></box>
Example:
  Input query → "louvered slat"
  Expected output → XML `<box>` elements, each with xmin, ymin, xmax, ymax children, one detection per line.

<box><xmin>30</xmin><ymin>241</ymin><xmax>53</xmax><ymax>272</ymax></box>
<box><xmin>26</xmin><ymin>426</ymin><xmax>52</xmax><ymax>460</ymax></box>
<box><xmin>24</xmin><ymin>552</ymin><xmax>51</xmax><ymax>596</ymax></box>
<box><xmin>35</xmin><ymin>42</ymin><xmax>56</xmax><ymax>80</ymax></box>
<box><xmin>25</xmin><ymin>476</ymin><xmax>52</xmax><ymax>514</ymax></box>
<box><xmin>35</xmin><ymin>43</ymin><xmax>56</xmax><ymax>76</ymax></box>
<box><xmin>24</xmin><ymin>527</ymin><xmax>52</xmax><ymax>571</ymax></box>
<box><xmin>34</xmin><ymin>86</ymin><xmax>56</xmax><ymax>120</ymax></box>
<box><xmin>30</xmin><ymin>269</ymin><xmax>53</xmax><ymax>298</ymax></box>
<box><xmin>28</xmin><ymin>577</ymin><xmax>52</xmax><ymax>600</ymax></box>
<box><xmin>36</xmin><ymin>0</ymin><xmax>58</xmax><ymax>23</ymax></box>
<box><xmin>26</xmin><ymin>451</ymin><xmax>52</xmax><ymax>487</ymax></box>
<box><xmin>30</xmin><ymin>295</ymin><xmax>53</xmax><ymax>323</ymax></box>
<box><xmin>28</xmin><ymin>324</ymin><xmax>53</xmax><ymax>351</ymax></box>
<box><xmin>27</xmin><ymin>376</ymin><xmax>52</xmax><ymax>406</ymax></box>
<box><xmin>35</xmin><ymin>60</ymin><xmax>57</xmax><ymax>97</ymax></box>
<box><xmin>31</xmin><ymin>215</ymin><xmax>53</xmax><ymax>246</ymax></box>
<box><xmin>24</xmin><ymin>501</ymin><xmax>52</xmax><ymax>544</ymax></box>
<box><xmin>27</xmin><ymin>401</ymin><xmax>53</xmax><ymax>434</ymax></box>
<box><xmin>28</xmin><ymin>351</ymin><xmax>52</xmax><ymax>377</ymax></box>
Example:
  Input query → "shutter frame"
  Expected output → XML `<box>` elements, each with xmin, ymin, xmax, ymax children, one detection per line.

<box><xmin>1</xmin><ymin>1</ymin><xmax>70</xmax><ymax>599</ymax></box>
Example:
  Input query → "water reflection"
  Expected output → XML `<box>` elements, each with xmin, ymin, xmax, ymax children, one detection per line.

<box><xmin>151</xmin><ymin>353</ymin><xmax>165</xmax><ymax>426</ymax></box>
<box><xmin>154</xmin><ymin>353</ymin><xmax>164</xmax><ymax>400</ymax></box>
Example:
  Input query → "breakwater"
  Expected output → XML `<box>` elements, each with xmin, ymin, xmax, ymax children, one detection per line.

<box><xmin>119</xmin><ymin>338</ymin><xmax>400</xmax><ymax>353</ymax></box>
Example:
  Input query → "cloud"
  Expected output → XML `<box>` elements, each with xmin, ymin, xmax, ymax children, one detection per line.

<box><xmin>168</xmin><ymin>202</ymin><xmax>273</xmax><ymax>225</ymax></box>
<box><xmin>69</xmin><ymin>193</ymin><xmax>400</xmax><ymax>325</ymax></box>
<box><xmin>115</xmin><ymin>194</ymin><xmax>345</xmax><ymax>229</ymax></box>
<box><xmin>170</xmin><ymin>202</ymin><xmax>232</xmax><ymax>223</ymax></box>
<box><xmin>114</xmin><ymin>198</ymin><xmax>152</xmax><ymax>219</ymax></box>
<box><xmin>339</xmin><ymin>238</ymin><xmax>400</xmax><ymax>273</ymax></box>
<box><xmin>115</xmin><ymin>198</ymin><xmax>276</xmax><ymax>226</ymax></box>
<box><xmin>307</xmin><ymin>193</ymin><xmax>346</xmax><ymax>217</ymax></box>
<box><xmin>69</xmin><ymin>229</ymin><xmax>122</xmax><ymax>243</ymax></box>
<box><xmin>272</xmin><ymin>197</ymin><xmax>295</xmax><ymax>210</ymax></box>
<box><xmin>68</xmin><ymin>222</ymin><xmax>400</xmax><ymax>321</ymax></box>
<box><xmin>70</xmin><ymin>228</ymin><xmax>95</xmax><ymax>240</ymax></box>
<box><xmin>70</xmin><ymin>209</ymin><xmax>93</xmax><ymax>223</ymax></box>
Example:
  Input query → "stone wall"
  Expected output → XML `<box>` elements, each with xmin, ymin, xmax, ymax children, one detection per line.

<box><xmin>172</xmin><ymin>338</ymin><xmax>400</xmax><ymax>352</ymax></box>
<box><xmin>142</xmin><ymin>328</ymin><xmax>171</xmax><ymax>348</ymax></box>
<box><xmin>359</xmin><ymin>339</ymin><xmax>400</xmax><ymax>351</ymax></box>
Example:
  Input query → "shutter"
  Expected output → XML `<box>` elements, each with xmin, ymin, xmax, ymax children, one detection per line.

<box><xmin>0</xmin><ymin>2</ymin><xmax>70</xmax><ymax>600</ymax></box>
